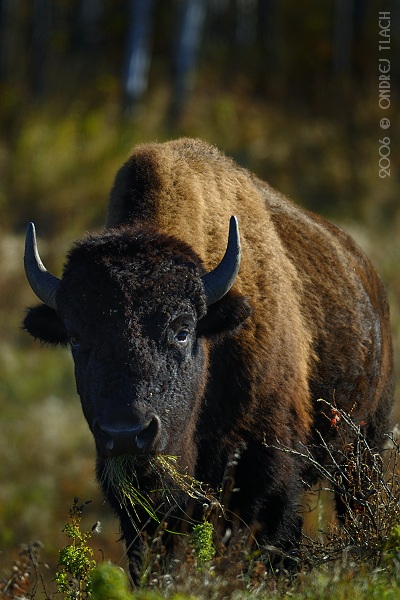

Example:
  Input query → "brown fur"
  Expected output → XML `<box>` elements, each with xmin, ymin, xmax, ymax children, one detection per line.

<box><xmin>108</xmin><ymin>138</ymin><xmax>394</xmax><ymax>450</ymax></box>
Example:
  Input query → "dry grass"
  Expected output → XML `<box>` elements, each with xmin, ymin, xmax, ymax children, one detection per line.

<box><xmin>101</xmin><ymin>454</ymin><xmax>221</xmax><ymax>531</ymax></box>
<box><xmin>3</xmin><ymin>403</ymin><xmax>400</xmax><ymax>598</ymax></box>
<box><xmin>100</xmin><ymin>405</ymin><xmax>400</xmax><ymax>593</ymax></box>
<box><xmin>285</xmin><ymin>400</ymin><xmax>400</xmax><ymax>570</ymax></box>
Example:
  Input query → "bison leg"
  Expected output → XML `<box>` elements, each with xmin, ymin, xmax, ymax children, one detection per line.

<box><xmin>223</xmin><ymin>443</ymin><xmax>304</xmax><ymax>558</ymax></box>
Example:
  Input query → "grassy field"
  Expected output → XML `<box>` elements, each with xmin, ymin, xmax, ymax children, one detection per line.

<box><xmin>0</xmin><ymin>79</ymin><xmax>399</xmax><ymax>597</ymax></box>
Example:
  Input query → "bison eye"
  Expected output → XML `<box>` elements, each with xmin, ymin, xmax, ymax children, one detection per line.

<box><xmin>169</xmin><ymin>313</ymin><xmax>195</xmax><ymax>347</ymax></box>
<box><xmin>175</xmin><ymin>329</ymin><xmax>189</xmax><ymax>344</ymax></box>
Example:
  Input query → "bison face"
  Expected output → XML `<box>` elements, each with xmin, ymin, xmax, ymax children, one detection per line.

<box><xmin>23</xmin><ymin>223</ymin><xmax>251</xmax><ymax>463</ymax></box>
<box><xmin>67</xmin><ymin>296</ymin><xmax>207</xmax><ymax>460</ymax></box>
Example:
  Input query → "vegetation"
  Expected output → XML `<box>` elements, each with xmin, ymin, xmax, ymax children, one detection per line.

<box><xmin>3</xmin><ymin>406</ymin><xmax>400</xmax><ymax>598</ymax></box>
<box><xmin>101</xmin><ymin>453</ymin><xmax>218</xmax><ymax>528</ymax></box>
<box><xmin>54</xmin><ymin>498</ymin><xmax>97</xmax><ymax>599</ymax></box>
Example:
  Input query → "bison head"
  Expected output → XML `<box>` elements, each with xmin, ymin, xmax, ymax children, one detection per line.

<box><xmin>23</xmin><ymin>219</ymin><xmax>251</xmax><ymax>465</ymax></box>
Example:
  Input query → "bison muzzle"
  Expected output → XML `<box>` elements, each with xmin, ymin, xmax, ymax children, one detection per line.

<box><xmin>23</xmin><ymin>138</ymin><xmax>394</xmax><ymax>582</ymax></box>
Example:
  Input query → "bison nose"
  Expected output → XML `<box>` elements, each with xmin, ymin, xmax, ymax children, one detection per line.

<box><xmin>94</xmin><ymin>415</ymin><xmax>161</xmax><ymax>457</ymax></box>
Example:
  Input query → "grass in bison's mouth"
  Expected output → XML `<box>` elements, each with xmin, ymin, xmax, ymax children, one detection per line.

<box><xmin>101</xmin><ymin>454</ymin><xmax>219</xmax><ymax>529</ymax></box>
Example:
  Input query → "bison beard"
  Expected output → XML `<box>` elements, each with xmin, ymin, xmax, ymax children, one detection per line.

<box><xmin>23</xmin><ymin>138</ymin><xmax>394</xmax><ymax>583</ymax></box>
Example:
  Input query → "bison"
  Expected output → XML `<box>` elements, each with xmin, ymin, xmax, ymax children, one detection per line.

<box><xmin>23</xmin><ymin>138</ymin><xmax>394</xmax><ymax>579</ymax></box>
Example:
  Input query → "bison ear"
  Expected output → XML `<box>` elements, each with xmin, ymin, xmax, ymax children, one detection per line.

<box><xmin>197</xmin><ymin>293</ymin><xmax>252</xmax><ymax>338</ymax></box>
<box><xmin>23</xmin><ymin>304</ymin><xmax>69</xmax><ymax>346</ymax></box>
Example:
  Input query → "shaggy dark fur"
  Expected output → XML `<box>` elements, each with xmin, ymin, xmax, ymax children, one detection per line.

<box><xmin>23</xmin><ymin>138</ymin><xmax>394</xmax><ymax>581</ymax></box>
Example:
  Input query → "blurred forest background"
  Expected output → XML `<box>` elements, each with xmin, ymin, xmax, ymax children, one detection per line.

<box><xmin>0</xmin><ymin>0</ymin><xmax>399</xmax><ymax>583</ymax></box>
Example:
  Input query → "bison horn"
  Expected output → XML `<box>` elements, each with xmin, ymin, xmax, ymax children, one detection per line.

<box><xmin>202</xmin><ymin>216</ymin><xmax>241</xmax><ymax>306</ymax></box>
<box><xmin>24</xmin><ymin>222</ymin><xmax>60</xmax><ymax>311</ymax></box>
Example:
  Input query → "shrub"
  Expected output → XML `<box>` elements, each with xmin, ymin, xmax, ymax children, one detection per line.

<box><xmin>54</xmin><ymin>498</ymin><xmax>97</xmax><ymax>599</ymax></box>
<box><xmin>269</xmin><ymin>399</ymin><xmax>400</xmax><ymax>570</ymax></box>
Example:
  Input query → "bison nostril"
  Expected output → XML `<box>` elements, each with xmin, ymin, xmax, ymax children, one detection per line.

<box><xmin>135</xmin><ymin>415</ymin><xmax>161</xmax><ymax>451</ymax></box>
